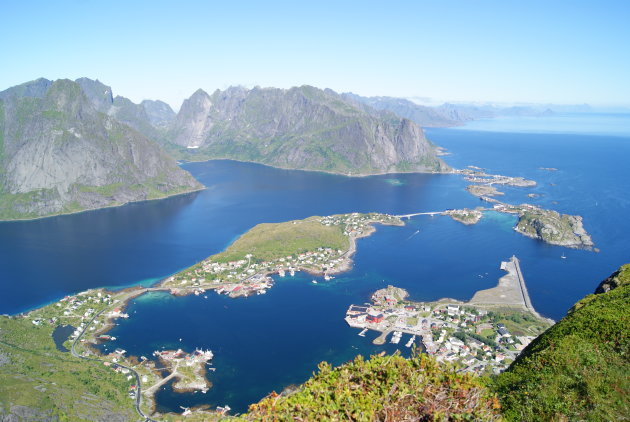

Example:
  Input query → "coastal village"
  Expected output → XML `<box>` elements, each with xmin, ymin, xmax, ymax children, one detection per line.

<box><xmin>345</xmin><ymin>258</ymin><xmax>552</xmax><ymax>375</ymax></box>
<box><xmin>160</xmin><ymin>212</ymin><xmax>403</xmax><ymax>298</ymax></box>
<box><xmin>13</xmin><ymin>208</ymin><xmax>577</xmax><ymax>420</ymax></box>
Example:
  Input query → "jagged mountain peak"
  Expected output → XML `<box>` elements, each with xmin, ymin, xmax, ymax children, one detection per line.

<box><xmin>170</xmin><ymin>84</ymin><xmax>449</xmax><ymax>174</ymax></box>
<box><xmin>0</xmin><ymin>78</ymin><xmax>201</xmax><ymax>220</ymax></box>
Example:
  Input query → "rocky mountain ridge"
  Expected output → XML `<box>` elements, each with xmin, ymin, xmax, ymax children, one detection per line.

<box><xmin>166</xmin><ymin>85</ymin><xmax>449</xmax><ymax>175</ymax></box>
<box><xmin>0</xmin><ymin>78</ymin><xmax>202</xmax><ymax>220</ymax></box>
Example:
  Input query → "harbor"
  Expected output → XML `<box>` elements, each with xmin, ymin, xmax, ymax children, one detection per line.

<box><xmin>345</xmin><ymin>257</ymin><xmax>553</xmax><ymax>374</ymax></box>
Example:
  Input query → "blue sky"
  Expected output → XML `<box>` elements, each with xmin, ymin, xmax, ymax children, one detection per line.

<box><xmin>2</xmin><ymin>1</ymin><xmax>629</xmax><ymax>109</ymax></box>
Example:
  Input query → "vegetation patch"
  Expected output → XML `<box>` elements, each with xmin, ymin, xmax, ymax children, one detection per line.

<box><xmin>493</xmin><ymin>267</ymin><xmax>630</xmax><ymax>420</ymax></box>
<box><xmin>214</xmin><ymin>217</ymin><xmax>349</xmax><ymax>263</ymax></box>
<box><xmin>247</xmin><ymin>352</ymin><xmax>500</xmax><ymax>421</ymax></box>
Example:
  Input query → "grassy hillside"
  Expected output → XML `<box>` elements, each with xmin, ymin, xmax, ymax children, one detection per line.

<box><xmin>246</xmin><ymin>353</ymin><xmax>500</xmax><ymax>421</ymax></box>
<box><xmin>214</xmin><ymin>217</ymin><xmax>349</xmax><ymax>263</ymax></box>
<box><xmin>493</xmin><ymin>264</ymin><xmax>630</xmax><ymax>420</ymax></box>
<box><xmin>0</xmin><ymin>314</ymin><xmax>137</xmax><ymax>421</ymax></box>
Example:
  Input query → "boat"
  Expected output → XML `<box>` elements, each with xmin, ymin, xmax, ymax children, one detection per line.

<box><xmin>290</xmin><ymin>269</ymin><xmax>295</xmax><ymax>276</ymax></box>
<box><xmin>405</xmin><ymin>335</ymin><xmax>416</xmax><ymax>348</ymax></box>
<box><xmin>561</xmin><ymin>253</ymin><xmax>567</xmax><ymax>259</ymax></box>
<box><xmin>390</xmin><ymin>331</ymin><xmax>402</xmax><ymax>344</ymax></box>
<box><xmin>311</xmin><ymin>280</ymin><xmax>318</xmax><ymax>284</ymax></box>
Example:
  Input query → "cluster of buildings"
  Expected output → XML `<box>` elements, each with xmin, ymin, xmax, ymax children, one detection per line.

<box><xmin>153</xmin><ymin>348</ymin><xmax>214</xmax><ymax>366</ymax></box>
<box><xmin>320</xmin><ymin>212</ymin><xmax>401</xmax><ymax>237</ymax></box>
<box><xmin>165</xmin><ymin>213</ymin><xmax>402</xmax><ymax>298</ymax></box>
<box><xmin>345</xmin><ymin>286</ymin><xmax>538</xmax><ymax>374</ymax></box>
<box><xmin>460</xmin><ymin>169</ymin><xmax>537</xmax><ymax>187</ymax></box>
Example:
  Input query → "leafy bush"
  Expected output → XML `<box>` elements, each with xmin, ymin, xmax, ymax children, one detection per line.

<box><xmin>246</xmin><ymin>352</ymin><xmax>500</xmax><ymax>421</ymax></box>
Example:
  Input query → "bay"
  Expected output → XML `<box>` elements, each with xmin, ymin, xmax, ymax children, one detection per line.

<box><xmin>1</xmin><ymin>113</ymin><xmax>629</xmax><ymax>414</ymax></box>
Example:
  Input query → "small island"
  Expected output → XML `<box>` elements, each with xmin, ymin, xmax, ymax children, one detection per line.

<box><xmin>466</xmin><ymin>184</ymin><xmax>505</xmax><ymax>198</ymax></box>
<box><xmin>514</xmin><ymin>206</ymin><xmax>594</xmax><ymax>249</ymax></box>
<box><xmin>459</xmin><ymin>168</ymin><xmax>537</xmax><ymax>188</ymax></box>
<box><xmin>444</xmin><ymin>208</ymin><xmax>484</xmax><ymax>225</ymax></box>
<box><xmin>453</xmin><ymin>166</ymin><xmax>594</xmax><ymax>250</ymax></box>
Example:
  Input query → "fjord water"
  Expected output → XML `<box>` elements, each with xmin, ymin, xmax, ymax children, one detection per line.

<box><xmin>2</xmin><ymin>114</ymin><xmax>629</xmax><ymax>413</ymax></box>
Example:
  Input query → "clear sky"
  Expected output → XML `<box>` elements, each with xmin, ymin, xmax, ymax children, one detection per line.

<box><xmin>2</xmin><ymin>0</ymin><xmax>629</xmax><ymax>109</ymax></box>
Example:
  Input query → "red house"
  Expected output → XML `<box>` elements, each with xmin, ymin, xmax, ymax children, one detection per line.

<box><xmin>366</xmin><ymin>313</ymin><xmax>384</xmax><ymax>323</ymax></box>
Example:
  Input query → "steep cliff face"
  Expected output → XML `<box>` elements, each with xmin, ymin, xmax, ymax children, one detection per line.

<box><xmin>169</xmin><ymin>85</ymin><xmax>450</xmax><ymax>175</ymax></box>
<box><xmin>0</xmin><ymin>79</ymin><xmax>202</xmax><ymax>220</ymax></box>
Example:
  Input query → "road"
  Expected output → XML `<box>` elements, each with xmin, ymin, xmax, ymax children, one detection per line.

<box><xmin>71</xmin><ymin>306</ymin><xmax>156</xmax><ymax>422</ymax></box>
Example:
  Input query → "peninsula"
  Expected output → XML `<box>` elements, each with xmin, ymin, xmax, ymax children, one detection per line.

<box><xmin>160</xmin><ymin>212</ymin><xmax>403</xmax><ymax>297</ymax></box>
<box><xmin>345</xmin><ymin>256</ymin><xmax>553</xmax><ymax>374</ymax></box>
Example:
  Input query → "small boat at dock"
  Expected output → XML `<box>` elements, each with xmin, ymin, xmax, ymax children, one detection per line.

<box><xmin>390</xmin><ymin>331</ymin><xmax>402</xmax><ymax>344</ymax></box>
<box><xmin>405</xmin><ymin>335</ymin><xmax>416</xmax><ymax>348</ymax></box>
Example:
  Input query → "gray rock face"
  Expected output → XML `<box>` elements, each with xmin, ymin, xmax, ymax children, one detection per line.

<box><xmin>0</xmin><ymin>405</ymin><xmax>56</xmax><ymax>422</ymax></box>
<box><xmin>74</xmin><ymin>78</ymin><xmax>170</xmax><ymax>141</ymax></box>
<box><xmin>170</xmin><ymin>85</ymin><xmax>449</xmax><ymax>174</ymax></box>
<box><xmin>0</xmin><ymin>79</ymin><xmax>202</xmax><ymax>220</ymax></box>
<box><xmin>141</xmin><ymin>99</ymin><xmax>176</xmax><ymax>128</ymax></box>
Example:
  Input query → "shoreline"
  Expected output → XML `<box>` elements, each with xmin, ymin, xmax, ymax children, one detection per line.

<box><xmin>345</xmin><ymin>257</ymin><xmax>554</xmax><ymax>373</ymax></box>
<box><xmin>0</xmin><ymin>185</ymin><xmax>206</xmax><ymax>223</ymax></box>
<box><xmin>56</xmin><ymin>214</ymin><xmax>406</xmax><ymax>417</ymax></box>
<box><xmin>179</xmin><ymin>157</ymin><xmax>454</xmax><ymax>178</ymax></box>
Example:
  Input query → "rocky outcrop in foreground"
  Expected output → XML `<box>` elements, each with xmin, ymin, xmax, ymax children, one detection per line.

<box><xmin>0</xmin><ymin>78</ymin><xmax>202</xmax><ymax>220</ymax></box>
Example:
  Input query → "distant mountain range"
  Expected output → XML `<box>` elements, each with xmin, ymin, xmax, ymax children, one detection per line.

<box><xmin>343</xmin><ymin>93</ymin><xmax>555</xmax><ymax>127</ymax></box>
<box><xmin>0</xmin><ymin>78</ymin><xmax>202</xmax><ymax>220</ymax></box>
<box><xmin>6</xmin><ymin>77</ymin><xmax>582</xmax><ymax>220</ymax></box>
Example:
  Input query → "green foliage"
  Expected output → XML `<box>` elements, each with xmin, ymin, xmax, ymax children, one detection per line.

<box><xmin>0</xmin><ymin>315</ymin><xmax>136</xmax><ymax>421</ymax></box>
<box><xmin>493</xmin><ymin>267</ymin><xmax>630</xmax><ymax>421</ymax></box>
<box><xmin>214</xmin><ymin>217</ymin><xmax>349</xmax><ymax>263</ymax></box>
<box><xmin>246</xmin><ymin>352</ymin><xmax>500</xmax><ymax>421</ymax></box>
<box><xmin>0</xmin><ymin>189</ymin><xmax>60</xmax><ymax>220</ymax></box>
<box><xmin>77</xmin><ymin>183</ymin><xmax>124</xmax><ymax>197</ymax></box>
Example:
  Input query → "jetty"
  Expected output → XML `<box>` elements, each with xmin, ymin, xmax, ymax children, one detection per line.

<box><xmin>469</xmin><ymin>255</ymin><xmax>547</xmax><ymax>321</ymax></box>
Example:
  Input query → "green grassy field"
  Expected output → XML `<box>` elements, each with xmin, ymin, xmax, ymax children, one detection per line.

<box><xmin>212</xmin><ymin>217</ymin><xmax>349</xmax><ymax>263</ymax></box>
<box><xmin>0</xmin><ymin>314</ymin><xmax>136</xmax><ymax>421</ymax></box>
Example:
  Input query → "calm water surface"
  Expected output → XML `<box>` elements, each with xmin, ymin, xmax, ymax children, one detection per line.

<box><xmin>1</xmin><ymin>114</ymin><xmax>629</xmax><ymax>413</ymax></box>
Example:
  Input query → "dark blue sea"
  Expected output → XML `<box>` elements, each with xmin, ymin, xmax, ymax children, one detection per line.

<box><xmin>1</xmin><ymin>114</ymin><xmax>629</xmax><ymax>413</ymax></box>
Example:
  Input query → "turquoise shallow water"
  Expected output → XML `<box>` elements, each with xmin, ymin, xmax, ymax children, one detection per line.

<box><xmin>1</xmin><ymin>113</ymin><xmax>629</xmax><ymax>414</ymax></box>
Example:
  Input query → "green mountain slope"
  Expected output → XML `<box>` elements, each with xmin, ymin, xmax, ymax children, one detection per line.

<box><xmin>0</xmin><ymin>79</ymin><xmax>202</xmax><ymax>220</ymax></box>
<box><xmin>168</xmin><ymin>85</ymin><xmax>450</xmax><ymax>175</ymax></box>
<box><xmin>493</xmin><ymin>264</ymin><xmax>630</xmax><ymax>420</ymax></box>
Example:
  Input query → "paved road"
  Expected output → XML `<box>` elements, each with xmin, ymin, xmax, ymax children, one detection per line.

<box><xmin>71</xmin><ymin>307</ymin><xmax>156</xmax><ymax>422</ymax></box>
